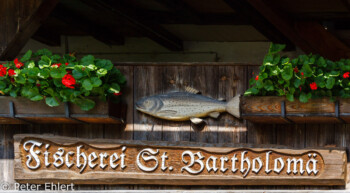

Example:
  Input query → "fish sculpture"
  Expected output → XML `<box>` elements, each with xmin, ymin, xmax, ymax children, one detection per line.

<box><xmin>135</xmin><ymin>91</ymin><xmax>240</xmax><ymax>124</ymax></box>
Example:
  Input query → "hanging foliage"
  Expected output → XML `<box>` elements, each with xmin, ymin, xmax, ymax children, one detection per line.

<box><xmin>0</xmin><ymin>49</ymin><xmax>126</xmax><ymax>111</ymax></box>
<box><xmin>245</xmin><ymin>43</ymin><xmax>350</xmax><ymax>103</ymax></box>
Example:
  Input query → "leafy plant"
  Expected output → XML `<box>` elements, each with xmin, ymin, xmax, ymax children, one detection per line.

<box><xmin>0</xmin><ymin>49</ymin><xmax>126</xmax><ymax>111</ymax></box>
<box><xmin>244</xmin><ymin>43</ymin><xmax>350</xmax><ymax>103</ymax></box>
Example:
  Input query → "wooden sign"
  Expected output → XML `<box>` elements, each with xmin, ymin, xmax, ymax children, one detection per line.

<box><xmin>14</xmin><ymin>134</ymin><xmax>347</xmax><ymax>186</ymax></box>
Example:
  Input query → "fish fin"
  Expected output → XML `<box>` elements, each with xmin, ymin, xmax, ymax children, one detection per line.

<box><xmin>184</xmin><ymin>86</ymin><xmax>200</xmax><ymax>94</ymax></box>
<box><xmin>218</xmin><ymin>97</ymin><xmax>226</xmax><ymax>102</ymax></box>
<box><xmin>226</xmin><ymin>94</ymin><xmax>241</xmax><ymax>118</ymax></box>
<box><xmin>156</xmin><ymin>110</ymin><xmax>177</xmax><ymax>116</ymax></box>
<box><xmin>209</xmin><ymin>112</ymin><xmax>220</xmax><ymax>118</ymax></box>
<box><xmin>190</xmin><ymin>117</ymin><xmax>205</xmax><ymax>124</ymax></box>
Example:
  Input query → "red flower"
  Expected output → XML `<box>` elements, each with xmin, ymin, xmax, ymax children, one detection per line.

<box><xmin>310</xmin><ymin>82</ymin><xmax>317</xmax><ymax>90</ymax></box>
<box><xmin>14</xmin><ymin>58</ymin><xmax>24</xmax><ymax>68</ymax></box>
<box><xmin>36</xmin><ymin>84</ymin><xmax>41</xmax><ymax>87</ymax></box>
<box><xmin>8</xmin><ymin>69</ymin><xmax>16</xmax><ymax>76</ymax></box>
<box><xmin>52</xmin><ymin>63</ymin><xmax>62</xmax><ymax>68</ymax></box>
<box><xmin>0</xmin><ymin>67</ymin><xmax>6</xmax><ymax>77</ymax></box>
<box><xmin>255</xmin><ymin>75</ymin><xmax>259</xmax><ymax>81</ymax></box>
<box><xmin>293</xmin><ymin>67</ymin><xmax>299</xmax><ymax>73</ymax></box>
<box><xmin>301</xmin><ymin>72</ymin><xmax>304</xmax><ymax>76</ymax></box>
<box><xmin>62</xmin><ymin>74</ymin><xmax>76</xmax><ymax>89</ymax></box>
<box><xmin>65</xmin><ymin>63</ymin><xmax>69</xmax><ymax>66</ymax></box>
<box><xmin>343</xmin><ymin>72</ymin><xmax>350</xmax><ymax>79</ymax></box>
<box><xmin>113</xmin><ymin>92</ymin><xmax>122</xmax><ymax>96</ymax></box>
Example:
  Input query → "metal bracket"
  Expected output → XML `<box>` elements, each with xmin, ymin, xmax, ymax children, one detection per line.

<box><xmin>335</xmin><ymin>100</ymin><xmax>346</xmax><ymax>123</ymax></box>
<box><xmin>64</xmin><ymin>102</ymin><xmax>86</xmax><ymax>124</ymax></box>
<box><xmin>9</xmin><ymin>101</ymin><xmax>33</xmax><ymax>124</ymax></box>
<box><xmin>281</xmin><ymin>101</ymin><xmax>293</xmax><ymax>124</ymax></box>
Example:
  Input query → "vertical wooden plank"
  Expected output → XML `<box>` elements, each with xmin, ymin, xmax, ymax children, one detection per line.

<box><xmin>104</xmin><ymin>66</ymin><xmax>135</xmax><ymax>191</ymax></box>
<box><xmin>0</xmin><ymin>125</ymin><xmax>20</xmax><ymax>190</ymax></box>
<box><xmin>189</xmin><ymin>66</ymin><xmax>219</xmax><ymax>143</ymax></box>
<box><xmin>133</xmin><ymin>66</ymin><xmax>163</xmax><ymax>141</ymax></box>
<box><xmin>161</xmin><ymin>66</ymin><xmax>191</xmax><ymax>142</ymax></box>
<box><xmin>217</xmin><ymin>65</ymin><xmax>247</xmax><ymax>144</ymax></box>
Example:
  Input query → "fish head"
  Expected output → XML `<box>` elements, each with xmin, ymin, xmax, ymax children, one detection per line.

<box><xmin>135</xmin><ymin>96</ymin><xmax>163</xmax><ymax>114</ymax></box>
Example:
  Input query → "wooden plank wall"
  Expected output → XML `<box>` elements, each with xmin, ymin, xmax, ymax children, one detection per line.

<box><xmin>1</xmin><ymin>63</ymin><xmax>349</xmax><ymax>190</ymax></box>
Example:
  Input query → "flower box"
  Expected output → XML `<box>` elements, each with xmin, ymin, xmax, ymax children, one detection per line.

<box><xmin>241</xmin><ymin>96</ymin><xmax>350</xmax><ymax>124</ymax></box>
<box><xmin>0</xmin><ymin>96</ymin><xmax>126</xmax><ymax>124</ymax></box>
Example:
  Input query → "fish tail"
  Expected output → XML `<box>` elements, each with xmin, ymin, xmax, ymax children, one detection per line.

<box><xmin>226</xmin><ymin>95</ymin><xmax>241</xmax><ymax>118</ymax></box>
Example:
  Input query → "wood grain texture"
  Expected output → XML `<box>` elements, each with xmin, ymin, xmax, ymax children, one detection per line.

<box><xmin>0</xmin><ymin>63</ymin><xmax>349</xmax><ymax>190</ymax></box>
<box><xmin>14</xmin><ymin>134</ymin><xmax>347</xmax><ymax>186</ymax></box>
<box><xmin>241</xmin><ymin>96</ymin><xmax>348</xmax><ymax>124</ymax></box>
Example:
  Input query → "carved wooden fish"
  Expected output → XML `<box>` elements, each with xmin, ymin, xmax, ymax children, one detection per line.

<box><xmin>135</xmin><ymin>92</ymin><xmax>240</xmax><ymax>124</ymax></box>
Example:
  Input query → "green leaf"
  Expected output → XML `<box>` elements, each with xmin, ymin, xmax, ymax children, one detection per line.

<box><xmin>38</xmin><ymin>60</ymin><xmax>50</xmax><ymax>69</ymax></box>
<box><xmin>316</xmin><ymin>57</ymin><xmax>326</xmax><ymax>67</ymax></box>
<box><xmin>282</xmin><ymin>65</ymin><xmax>293</xmax><ymax>81</ymax></box>
<box><xmin>301</xmin><ymin>63</ymin><xmax>313</xmax><ymax>77</ymax></box>
<box><xmin>50</xmin><ymin>68</ymin><xmax>66</xmax><ymax>78</ymax></box>
<box><xmin>91</xmin><ymin>77</ymin><xmax>102</xmax><ymax>87</ymax></box>
<box><xmin>269</xmin><ymin>43</ymin><xmax>286</xmax><ymax>54</ymax></box>
<box><xmin>294</xmin><ymin>78</ymin><xmax>301</xmax><ymax>88</ymax></box>
<box><xmin>45</xmin><ymin>97</ymin><xmax>59</xmax><ymax>107</ymax></box>
<box><xmin>95</xmin><ymin>59</ymin><xmax>113</xmax><ymax>70</ymax></box>
<box><xmin>81</xmin><ymin>55</ymin><xmax>95</xmax><ymax>66</ymax></box>
<box><xmin>286</xmin><ymin>94</ymin><xmax>294</xmax><ymax>102</ymax></box>
<box><xmin>35</xmin><ymin>49</ymin><xmax>52</xmax><ymax>57</ymax></box>
<box><xmin>38</xmin><ymin>69</ymin><xmax>50</xmax><ymax>79</ymax></box>
<box><xmin>0</xmin><ymin>81</ymin><xmax>6</xmax><ymax>89</ymax></box>
<box><xmin>326</xmin><ymin>77</ymin><xmax>335</xmax><ymax>89</ymax></box>
<box><xmin>97</xmin><ymin>68</ymin><xmax>108</xmax><ymax>77</ymax></box>
<box><xmin>44</xmin><ymin>88</ymin><xmax>55</xmax><ymax>96</ymax></box>
<box><xmin>21</xmin><ymin>50</ymin><xmax>32</xmax><ymax>62</ymax></box>
<box><xmin>108</xmin><ymin>83</ymin><xmax>121</xmax><ymax>93</ymax></box>
<box><xmin>299</xmin><ymin>92</ymin><xmax>309</xmax><ymax>103</ymax></box>
<box><xmin>264</xmin><ymin>80</ymin><xmax>274</xmax><ymax>91</ymax></box>
<box><xmin>30</xmin><ymin>95</ymin><xmax>43</xmax><ymax>101</ymax></box>
<box><xmin>82</xmin><ymin>79</ymin><xmax>93</xmax><ymax>91</ymax></box>
<box><xmin>74</xmin><ymin>98</ymin><xmax>95</xmax><ymax>111</ymax></box>
<box><xmin>15</xmin><ymin>75</ymin><xmax>26</xmax><ymax>84</ymax></box>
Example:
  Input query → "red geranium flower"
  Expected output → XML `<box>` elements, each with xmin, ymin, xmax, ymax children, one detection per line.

<box><xmin>52</xmin><ymin>63</ymin><xmax>62</xmax><ymax>68</ymax></box>
<box><xmin>301</xmin><ymin>72</ymin><xmax>304</xmax><ymax>76</ymax></box>
<box><xmin>293</xmin><ymin>67</ymin><xmax>299</xmax><ymax>73</ymax></box>
<box><xmin>62</xmin><ymin>74</ymin><xmax>76</xmax><ymax>89</ymax></box>
<box><xmin>8</xmin><ymin>69</ymin><xmax>16</xmax><ymax>76</ymax></box>
<box><xmin>255</xmin><ymin>75</ymin><xmax>259</xmax><ymax>81</ymax></box>
<box><xmin>65</xmin><ymin>63</ymin><xmax>69</xmax><ymax>66</ymax></box>
<box><xmin>0</xmin><ymin>67</ymin><xmax>6</xmax><ymax>77</ymax></box>
<box><xmin>343</xmin><ymin>72</ymin><xmax>350</xmax><ymax>79</ymax></box>
<box><xmin>14</xmin><ymin>58</ymin><xmax>24</xmax><ymax>68</ymax></box>
<box><xmin>113</xmin><ymin>92</ymin><xmax>122</xmax><ymax>96</ymax></box>
<box><xmin>310</xmin><ymin>82</ymin><xmax>317</xmax><ymax>90</ymax></box>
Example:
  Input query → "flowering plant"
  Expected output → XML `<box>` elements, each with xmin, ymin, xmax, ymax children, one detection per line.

<box><xmin>244</xmin><ymin>43</ymin><xmax>350</xmax><ymax>103</ymax></box>
<box><xmin>0</xmin><ymin>49</ymin><xmax>126</xmax><ymax>111</ymax></box>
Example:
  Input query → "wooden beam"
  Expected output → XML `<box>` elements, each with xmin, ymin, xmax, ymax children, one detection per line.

<box><xmin>51</xmin><ymin>4</ymin><xmax>124</xmax><ymax>46</ymax></box>
<box><xmin>245</xmin><ymin>0</ymin><xmax>350</xmax><ymax>60</ymax></box>
<box><xmin>153</xmin><ymin>0</ymin><xmax>202</xmax><ymax>24</ymax></box>
<box><xmin>81</xmin><ymin>0</ymin><xmax>183</xmax><ymax>51</ymax></box>
<box><xmin>223</xmin><ymin>0</ymin><xmax>295</xmax><ymax>51</ymax></box>
<box><xmin>32</xmin><ymin>26</ymin><xmax>61</xmax><ymax>47</ymax></box>
<box><xmin>0</xmin><ymin>0</ymin><xmax>59</xmax><ymax>60</ymax></box>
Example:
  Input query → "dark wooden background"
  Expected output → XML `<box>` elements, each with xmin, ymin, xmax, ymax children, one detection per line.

<box><xmin>1</xmin><ymin>63</ymin><xmax>349</xmax><ymax>190</ymax></box>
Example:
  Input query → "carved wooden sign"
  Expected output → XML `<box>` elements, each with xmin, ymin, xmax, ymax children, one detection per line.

<box><xmin>14</xmin><ymin>134</ymin><xmax>347</xmax><ymax>186</ymax></box>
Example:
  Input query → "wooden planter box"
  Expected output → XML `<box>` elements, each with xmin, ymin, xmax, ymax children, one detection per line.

<box><xmin>241</xmin><ymin>96</ymin><xmax>350</xmax><ymax>124</ymax></box>
<box><xmin>0</xmin><ymin>97</ymin><xmax>126</xmax><ymax>124</ymax></box>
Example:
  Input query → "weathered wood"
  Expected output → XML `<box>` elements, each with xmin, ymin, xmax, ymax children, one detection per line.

<box><xmin>0</xmin><ymin>96</ymin><xmax>125</xmax><ymax>124</ymax></box>
<box><xmin>51</xmin><ymin>4</ymin><xmax>124</xmax><ymax>45</ymax></box>
<box><xmin>81</xmin><ymin>0</ymin><xmax>183</xmax><ymax>51</ymax></box>
<box><xmin>14</xmin><ymin>134</ymin><xmax>347</xmax><ymax>186</ymax></box>
<box><xmin>0</xmin><ymin>0</ymin><xmax>59</xmax><ymax>60</ymax></box>
<box><xmin>241</xmin><ymin>96</ymin><xmax>348</xmax><ymax>124</ymax></box>
<box><xmin>245</xmin><ymin>0</ymin><xmax>350</xmax><ymax>60</ymax></box>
